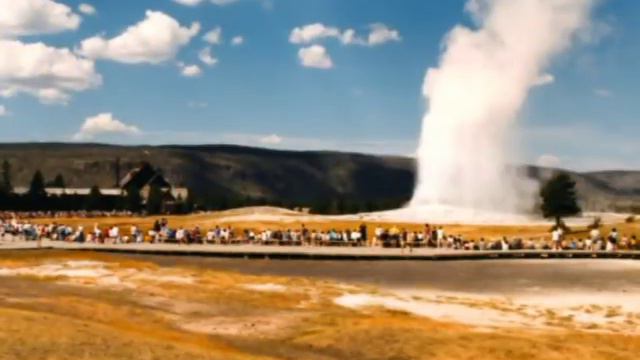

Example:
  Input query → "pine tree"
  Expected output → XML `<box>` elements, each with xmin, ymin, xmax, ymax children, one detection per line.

<box><xmin>29</xmin><ymin>170</ymin><xmax>46</xmax><ymax>197</ymax></box>
<box><xmin>0</xmin><ymin>160</ymin><xmax>11</xmax><ymax>194</ymax></box>
<box><xmin>50</xmin><ymin>174</ymin><xmax>66</xmax><ymax>188</ymax></box>
<box><xmin>540</xmin><ymin>173</ymin><xmax>581</xmax><ymax>226</ymax></box>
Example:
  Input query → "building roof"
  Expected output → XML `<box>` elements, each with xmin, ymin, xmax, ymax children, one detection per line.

<box><xmin>12</xmin><ymin>187</ymin><xmax>123</xmax><ymax>196</ymax></box>
<box><xmin>120</xmin><ymin>163</ymin><xmax>171</xmax><ymax>190</ymax></box>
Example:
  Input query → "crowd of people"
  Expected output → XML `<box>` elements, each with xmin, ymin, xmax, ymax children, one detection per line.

<box><xmin>1</xmin><ymin>214</ymin><xmax>638</xmax><ymax>252</ymax></box>
<box><xmin>0</xmin><ymin>211</ymin><xmax>134</xmax><ymax>220</ymax></box>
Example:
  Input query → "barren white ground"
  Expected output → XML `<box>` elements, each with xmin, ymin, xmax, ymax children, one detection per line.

<box><xmin>209</xmin><ymin>205</ymin><xmax>631</xmax><ymax>226</ymax></box>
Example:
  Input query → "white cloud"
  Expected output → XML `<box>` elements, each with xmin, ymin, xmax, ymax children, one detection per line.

<box><xmin>203</xmin><ymin>26</ymin><xmax>222</xmax><ymax>45</ymax></box>
<box><xmin>535</xmin><ymin>154</ymin><xmax>561</xmax><ymax>168</ymax></box>
<box><xmin>0</xmin><ymin>105</ymin><xmax>7</xmax><ymax>117</ymax></box>
<box><xmin>74</xmin><ymin>113</ymin><xmax>140</xmax><ymax>140</ymax></box>
<box><xmin>78</xmin><ymin>10</ymin><xmax>200</xmax><ymax>64</ymax></box>
<box><xmin>289</xmin><ymin>23</ymin><xmax>401</xmax><ymax>47</ymax></box>
<box><xmin>132</xmin><ymin>130</ymin><xmax>415</xmax><ymax>155</ymax></box>
<box><xmin>594</xmin><ymin>88</ymin><xmax>613</xmax><ymax>98</ymax></box>
<box><xmin>173</xmin><ymin>0</ymin><xmax>203</xmax><ymax>6</ymax></box>
<box><xmin>367</xmin><ymin>23</ymin><xmax>401</xmax><ymax>46</ymax></box>
<box><xmin>214</xmin><ymin>132</ymin><xmax>415</xmax><ymax>155</ymax></box>
<box><xmin>198</xmin><ymin>47</ymin><xmax>218</xmax><ymax>66</ymax></box>
<box><xmin>187</xmin><ymin>101</ymin><xmax>207</xmax><ymax>108</ymax></box>
<box><xmin>533</xmin><ymin>73</ymin><xmax>555</xmax><ymax>87</ymax></box>
<box><xmin>0</xmin><ymin>0</ymin><xmax>81</xmax><ymax>37</ymax></box>
<box><xmin>523</xmin><ymin>123</ymin><xmax>640</xmax><ymax>171</ymax></box>
<box><xmin>289</xmin><ymin>23</ymin><xmax>342</xmax><ymax>44</ymax></box>
<box><xmin>298</xmin><ymin>45</ymin><xmax>333</xmax><ymax>69</ymax></box>
<box><xmin>260</xmin><ymin>134</ymin><xmax>283</xmax><ymax>145</ymax></box>
<box><xmin>210</xmin><ymin>0</ymin><xmax>240</xmax><ymax>5</ymax></box>
<box><xmin>339</xmin><ymin>29</ymin><xmax>362</xmax><ymax>45</ymax></box>
<box><xmin>173</xmin><ymin>0</ymin><xmax>240</xmax><ymax>6</ymax></box>
<box><xmin>178</xmin><ymin>63</ymin><xmax>202</xmax><ymax>77</ymax></box>
<box><xmin>78</xmin><ymin>3</ymin><xmax>96</xmax><ymax>16</ymax></box>
<box><xmin>231</xmin><ymin>36</ymin><xmax>244</xmax><ymax>46</ymax></box>
<box><xmin>0</xmin><ymin>39</ymin><xmax>101</xmax><ymax>104</ymax></box>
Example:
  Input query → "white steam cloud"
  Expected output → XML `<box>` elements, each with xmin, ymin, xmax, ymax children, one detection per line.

<box><xmin>411</xmin><ymin>0</ymin><xmax>594</xmax><ymax>215</ymax></box>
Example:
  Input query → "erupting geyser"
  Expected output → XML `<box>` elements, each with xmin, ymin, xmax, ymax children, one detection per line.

<box><xmin>410</xmin><ymin>0</ymin><xmax>595</xmax><ymax>217</ymax></box>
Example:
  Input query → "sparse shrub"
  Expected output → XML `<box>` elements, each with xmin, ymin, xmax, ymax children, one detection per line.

<box><xmin>626</xmin><ymin>215</ymin><xmax>636</xmax><ymax>223</ymax></box>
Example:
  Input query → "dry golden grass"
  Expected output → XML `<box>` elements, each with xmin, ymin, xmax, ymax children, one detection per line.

<box><xmin>288</xmin><ymin>312</ymin><xmax>640</xmax><ymax>360</ymax></box>
<box><xmin>1</xmin><ymin>251</ymin><xmax>640</xmax><ymax>359</ymax></box>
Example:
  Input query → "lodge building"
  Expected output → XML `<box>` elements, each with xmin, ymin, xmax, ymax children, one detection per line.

<box><xmin>14</xmin><ymin>163</ymin><xmax>188</xmax><ymax>207</ymax></box>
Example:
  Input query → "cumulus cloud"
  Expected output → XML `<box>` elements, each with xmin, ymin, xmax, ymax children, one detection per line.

<box><xmin>203</xmin><ymin>26</ymin><xmax>222</xmax><ymax>45</ymax></box>
<box><xmin>366</xmin><ymin>23</ymin><xmax>402</xmax><ymax>46</ymax></box>
<box><xmin>0</xmin><ymin>0</ymin><xmax>81</xmax><ymax>37</ymax></box>
<box><xmin>173</xmin><ymin>0</ymin><xmax>239</xmax><ymax>5</ymax></box>
<box><xmin>198</xmin><ymin>47</ymin><xmax>218</xmax><ymax>66</ymax></box>
<box><xmin>78</xmin><ymin>11</ymin><xmax>200</xmax><ymax>64</ymax></box>
<box><xmin>523</xmin><ymin>122</ymin><xmax>640</xmax><ymax>171</ymax></box>
<box><xmin>214</xmin><ymin>132</ymin><xmax>414</xmax><ymax>155</ymax></box>
<box><xmin>78</xmin><ymin>3</ymin><xmax>96</xmax><ymax>16</ymax></box>
<box><xmin>231</xmin><ymin>36</ymin><xmax>244</xmax><ymax>46</ymax></box>
<box><xmin>594</xmin><ymin>88</ymin><xmax>613</xmax><ymax>97</ymax></box>
<box><xmin>74</xmin><ymin>113</ymin><xmax>140</xmax><ymax>140</ymax></box>
<box><xmin>0</xmin><ymin>40</ymin><xmax>101</xmax><ymax>104</ymax></box>
<box><xmin>187</xmin><ymin>101</ymin><xmax>207</xmax><ymax>108</ymax></box>
<box><xmin>290</xmin><ymin>23</ymin><xmax>342</xmax><ymax>44</ymax></box>
<box><xmin>210</xmin><ymin>0</ymin><xmax>240</xmax><ymax>5</ymax></box>
<box><xmin>173</xmin><ymin>0</ymin><xmax>203</xmax><ymax>5</ymax></box>
<box><xmin>298</xmin><ymin>45</ymin><xmax>333</xmax><ymax>69</ymax></box>
<box><xmin>260</xmin><ymin>134</ymin><xmax>283</xmax><ymax>145</ymax></box>
<box><xmin>178</xmin><ymin>63</ymin><xmax>202</xmax><ymax>77</ymax></box>
<box><xmin>218</xmin><ymin>133</ymin><xmax>285</xmax><ymax>147</ymax></box>
<box><xmin>535</xmin><ymin>154</ymin><xmax>561</xmax><ymax>168</ymax></box>
<box><xmin>0</xmin><ymin>105</ymin><xmax>7</xmax><ymax>117</ymax></box>
<box><xmin>289</xmin><ymin>22</ymin><xmax>401</xmax><ymax>46</ymax></box>
<box><xmin>533</xmin><ymin>73</ymin><xmax>555</xmax><ymax>87</ymax></box>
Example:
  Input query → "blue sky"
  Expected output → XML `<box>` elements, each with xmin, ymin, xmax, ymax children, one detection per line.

<box><xmin>0</xmin><ymin>0</ymin><xmax>638</xmax><ymax>171</ymax></box>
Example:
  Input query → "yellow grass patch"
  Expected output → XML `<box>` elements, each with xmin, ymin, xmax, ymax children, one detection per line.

<box><xmin>1</xmin><ymin>251</ymin><xmax>640</xmax><ymax>359</ymax></box>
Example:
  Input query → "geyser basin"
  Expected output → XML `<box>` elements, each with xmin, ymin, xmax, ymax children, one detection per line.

<box><xmin>363</xmin><ymin>204</ymin><xmax>540</xmax><ymax>225</ymax></box>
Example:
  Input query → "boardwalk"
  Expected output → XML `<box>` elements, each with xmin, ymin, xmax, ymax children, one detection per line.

<box><xmin>2</xmin><ymin>239</ymin><xmax>640</xmax><ymax>260</ymax></box>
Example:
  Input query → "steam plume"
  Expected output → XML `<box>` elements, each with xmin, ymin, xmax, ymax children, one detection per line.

<box><xmin>411</xmin><ymin>0</ymin><xmax>594</xmax><ymax>214</ymax></box>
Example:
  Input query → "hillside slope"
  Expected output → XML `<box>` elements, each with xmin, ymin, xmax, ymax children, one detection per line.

<box><xmin>0</xmin><ymin>143</ymin><xmax>637</xmax><ymax>212</ymax></box>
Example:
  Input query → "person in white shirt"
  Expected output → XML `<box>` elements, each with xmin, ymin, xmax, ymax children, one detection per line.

<box><xmin>206</xmin><ymin>229</ymin><xmax>215</xmax><ymax>244</ymax></box>
<box><xmin>374</xmin><ymin>227</ymin><xmax>383</xmax><ymax>247</ymax></box>
<box><xmin>608</xmin><ymin>228</ymin><xmax>619</xmax><ymax>251</ymax></box>
<box><xmin>436</xmin><ymin>227</ymin><xmax>445</xmax><ymax>249</ymax></box>
<box><xmin>351</xmin><ymin>230</ymin><xmax>361</xmax><ymax>244</ymax></box>
<box><xmin>585</xmin><ymin>236</ymin><xmax>593</xmax><ymax>251</ymax></box>
<box><xmin>176</xmin><ymin>227</ymin><xmax>185</xmax><ymax>244</ymax></box>
<box><xmin>111</xmin><ymin>226</ymin><xmax>120</xmax><ymax>244</ymax></box>
<box><xmin>501</xmin><ymin>237</ymin><xmax>510</xmax><ymax>251</ymax></box>
<box><xmin>551</xmin><ymin>228</ymin><xmax>561</xmax><ymax>250</ymax></box>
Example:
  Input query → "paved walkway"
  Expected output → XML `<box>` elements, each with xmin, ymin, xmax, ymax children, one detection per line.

<box><xmin>2</xmin><ymin>239</ymin><xmax>639</xmax><ymax>260</ymax></box>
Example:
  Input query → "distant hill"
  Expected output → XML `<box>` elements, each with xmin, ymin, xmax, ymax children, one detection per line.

<box><xmin>0</xmin><ymin>143</ymin><xmax>638</xmax><ymax>212</ymax></box>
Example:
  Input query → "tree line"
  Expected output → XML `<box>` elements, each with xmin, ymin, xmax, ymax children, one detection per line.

<box><xmin>0</xmin><ymin>159</ymin><xmax>583</xmax><ymax>220</ymax></box>
<box><xmin>0</xmin><ymin>160</ymin><xmax>194</xmax><ymax>214</ymax></box>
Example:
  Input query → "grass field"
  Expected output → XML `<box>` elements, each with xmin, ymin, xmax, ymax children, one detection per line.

<box><xmin>1</xmin><ymin>251</ymin><xmax>640</xmax><ymax>359</ymax></box>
